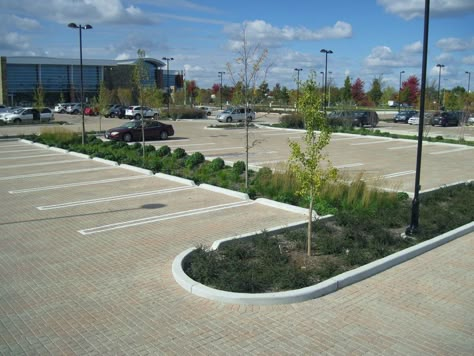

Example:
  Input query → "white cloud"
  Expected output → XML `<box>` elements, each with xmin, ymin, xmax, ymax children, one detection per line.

<box><xmin>0</xmin><ymin>32</ymin><xmax>30</xmax><ymax>51</ymax></box>
<box><xmin>462</xmin><ymin>55</ymin><xmax>474</xmax><ymax>65</ymax></box>
<box><xmin>403</xmin><ymin>41</ymin><xmax>423</xmax><ymax>53</ymax></box>
<box><xmin>436</xmin><ymin>37</ymin><xmax>474</xmax><ymax>51</ymax></box>
<box><xmin>224</xmin><ymin>20</ymin><xmax>352</xmax><ymax>48</ymax></box>
<box><xmin>377</xmin><ymin>0</ymin><xmax>474</xmax><ymax>20</ymax></box>
<box><xmin>115</xmin><ymin>52</ymin><xmax>131</xmax><ymax>60</ymax></box>
<box><xmin>10</xmin><ymin>15</ymin><xmax>41</xmax><ymax>30</ymax></box>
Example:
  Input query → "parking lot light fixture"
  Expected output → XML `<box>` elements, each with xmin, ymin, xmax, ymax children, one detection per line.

<box><xmin>68</xmin><ymin>23</ymin><xmax>92</xmax><ymax>145</ymax></box>
<box><xmin>162</xmin><ymin>57</ymin><xmax>174</xmax><ymax>117</ymax></box>
<box><xmin>320</xmin><ymin>49</ymin><xmax>333</xmax><ymax>111</ymax></box>
<box><xmin>436</xmin><ymin>64</ymin><xmax>445</xmax><ymax>109</ymax></box>
<box><xmin>218</xmin><ymin>71</ymin><xmax>225</xmax><ymax>109</ymax></box>
<box><xmin>294</xmin><ymin>68</ymin><xmax>302</xmax><ymax>112</ymax></box>
<box><xmin>398</xmin><ymin>70</ymin><xmax>405</xmax><ymax>113</ymax></box>
<box><xmin>466</xmin><ymin>71</ymin><xmax>471</xmax><ymax>93</ymax></box>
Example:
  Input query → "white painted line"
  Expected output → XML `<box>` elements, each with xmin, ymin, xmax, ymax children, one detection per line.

<box><xmin>37</xmin><ymin>186</ymin><xmax>195</xmax><ymax>210</ymax></box>
<box><xmin>0</xmin><ymin>167</ymin><xmax>114</xmax><ymax>181</ymax></box>
<box><xmin>382</xmin><ymin>170</ymin><xmax>415</xmax><ymax>179</ymax></box>
<box><xmin>0</xmin><ymin>148</ymin><xmax>45</xmax><ymax>154</ymax></box>
<box><xmin>251</xmin><ymin>159</ymin><xmax>286</xmax><ymax>166</ymax></box>
<box><xmin>429</xmin><ymin>147</ymin><xmax>473</xmax><ymax>155</ymax></box>
<box><xmin>335</xmin><ymin>163</ymin><xmax>364</xmax><ymax>169</ymax></box>
<box><xmin>388</xmin><ymin>145</ymin><xmax>418</xmax><ymax>150</ymax></box>
<box><xmin>331</xmin><ymin>136</ymin><xmax>363</xmax><ymax>142</ymax></box>
<box><xmin>9</xmin><ymin>175</ymin><xmax>150</xmax><ymax>194</ymax></box>
<box><xmin>0</xmin><ymin>153</ymin><xmax>64</xmax><ymax>160</ymax></box>
<box><xmin>188</xmin><ymin>146</ymin><xmax>244</xmax><ymax>153</ymax></box>
<box><xmin>263</xmin><ymin>132</ymin><xmax>304</xmax><ymax>136</ymax></box>
<box><xmin>351</xmin><ymin>140</ymin><xmax>393</xmax><ymax>146</ymax></box>
<box><xmin>165</xmin><ymin>143</ymin><xmax>216</xmax><ymax>148</ymax></box>
<box><xmin>0</xmin><ymin>159</ymin><xmax>87</xmax><ymax>169</ymax></box>
<box><xmin>79</xmin><ymin>200</ymin><xmax>254</xmax><ymax>235</ymax></box>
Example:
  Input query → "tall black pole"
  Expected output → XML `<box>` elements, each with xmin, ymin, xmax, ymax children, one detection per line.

<box><xmin>398</xmin><ymin>70</ymin><xmax>405</xmax><ymax>113</ymax></box>
<box><xmin>436</xmin><ymin>64</ymin><xmax>444</xmax><ymax>109</ymax></box>
<box><xmin>466</xmin><ymin>71</ymin><xmax>471</xmax><ymax>93</ymax></box>
<box><xmin>218</xmin><ymin>71</ymin><xmax>225</xmax><ymax>109</ymax></box>
<box><xmin>162</xmin><ymin>57</ymin><xmax>174</xmax><ymax>117</ymax></box>
<box><xmin>294</xmin><ymin>68</ymin><xmax>302</xmax><ymax>113</ymax></box>
<box><xmin>320</xmin><ymin>49</ymin><xmax>333</xmax><ymax>111</ymax></box>
<box><xmin>407</xmin><ymin>0</ymin><xmax>430</xmax><ymax>235</ymax></box>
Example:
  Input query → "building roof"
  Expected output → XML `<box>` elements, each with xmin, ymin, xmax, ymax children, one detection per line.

<box><xmin>5</xmin><ymin>56</ymin><xmax>166</xmax><ymax>68</ymax></box>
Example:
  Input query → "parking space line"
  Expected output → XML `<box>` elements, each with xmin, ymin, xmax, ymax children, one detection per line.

<box><xmin>37</xmin><ymin>186</ymin><xmax>196</xmax><ymax>210</ymax></box>
<box><xmin>331</xmin><ymin>136</ymin><xmax>364</xmax><ymax>141</ymax></box>
<box><xmin>0</xmin><ymin>167</ymin><xmax>114</xmax><ymax>181</ymax></box>
<box><xmin>188</xmin><ymin>146</ymin><xmax>244</xmax><ymax>153</ymax></box>
<box><xmin>0</xmin><ymin>159</ymin><xmax>85</xmax><ymax>169</ymax></box>
<box><xmin>382</xmin><ymin>170</ymin><xmax>415</xmax><ymax>179</ymax></box>
<box><xmin>9</xmin><ymin>175</ymin><xmax>150</xmax><ymax>194</ymax></box>
<box><xmin>165</xmin><ymin>143</ymin><xmax>216</xmax><ymax>148</ymax></box>
<box><xmin>351</xmin><ymin>140</ymin><xmax>393</xmax><ymax>146</ymax></box>
<box><xmin>388</xmin><ymin>145</ymin><xmax>418</xmax><ymax>150</ymax></box>
<box><xmin>0</xmin><ymin>153</ymin><xmax>64</xmax><ymax>161</ymax></box>
<box><xmin>263</xmin><ymin>132</ymin><xmax>304</xmax><ymax>136</ymax></box>
<box><xmin>0</xmin><ymin>148</ymin><xmax>44</xmax><ymax>153</ymax></box>
<box><xmin>251</xmin><ymin>159</ymin><xmax>286</xmax><ymax>166</ymax></box>
<box><xmin>335</xmin><ymin>163</ymin><xmax>364</xmax><ymax>168</ymax></box>
<box><xmin>79</xmin><ymin>200</ymin><xmax>254</xmax><ymax>235</ymax></box>
<box><xmin>429</xmin><ymin>147</ymin><xmax>473</xmax><ymax>155</ymax></box>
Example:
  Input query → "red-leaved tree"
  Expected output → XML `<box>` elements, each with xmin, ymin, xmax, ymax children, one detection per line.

<box><xmin>351</xmin><ymin>78</ymin><xmax>367</xmax><ymax>106</ymax></box>
<box><xmin>401</xmin><ymin>75</ymin><xmax>420</xmax><ymax>106</ymax></box>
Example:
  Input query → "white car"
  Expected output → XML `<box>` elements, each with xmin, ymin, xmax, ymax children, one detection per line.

<box><xmin>54</xmin><ymin>102</ymin><xmax>73</xmax><ymax>113</ymax></box>
<box><xmin>125</xmin><ymin>106</ymin><xmax>160</xmax><ymax>120</ymax></box>
<box><xmin>408</xmin><ymin>116</ymin><xmax>420</xmax><ymax>125</ymax></box>
<box><xmin>66</xmin><ymin>103</ymin><xmax>82</xmax><ymax>114</ymax></box>
<box><xmin>467</xmin><ymin>116</ymin><xmax>474</xmax><ymax>125</ymax></box>
<box><xmin>216</xmin><ymin>107</ymin><xmax>255</xmax><ymax>123</ymax></box>
<box><xmin>0</xmin><ymin>107</ymin><xmax>54</xmax><ymax>124</ymax></box>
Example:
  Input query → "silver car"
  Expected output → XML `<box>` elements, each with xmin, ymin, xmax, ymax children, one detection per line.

<box><xmin>216</xmin><ymin>107</ymin><xmax>255</xmax><ymax>123</ymax></box>
<box><xmin>0</xmin><ymin>107</ymin><xmax>54</xmax><ymax>124</ymax></box>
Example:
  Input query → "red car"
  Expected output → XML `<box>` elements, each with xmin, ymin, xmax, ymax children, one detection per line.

<box><xmin>84</xmin><ymin>106</ymin><xmax>99</xmax><ymax>116</ymax></box>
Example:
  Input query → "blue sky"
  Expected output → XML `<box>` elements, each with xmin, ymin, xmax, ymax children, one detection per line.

<box><xmin>0</xmin><ymin>0</ymin><xmax>473</xmax><ymax>92</ymax></box>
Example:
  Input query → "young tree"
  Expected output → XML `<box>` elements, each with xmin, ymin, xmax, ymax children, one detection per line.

<box><xmin>351</xmin><ymin>78</ymin><xmax>367</xmax><ymax>106</ymax></box>
<box><xmin>381</xmin><ymin>86</ymin><xmax>396</xmax><ymax>106</ymax></box>
<box><xmin>342</xmin><ymin>76</ymin><xmax>352</xmax><ymax>102</ymax></box>
<box><xmin>401</xmin><ymin>75</ymin><xmax>420</xmax><ymax>106</ymax></box>
<box><xmin>95</xmin><ymin>81</ymin><xmax>111</xmax><ymax>132</ymax></box>
<box><xmin>369</xmin><ymin>77</ymin><xmax>383</xmax><ymax>106</ymax></box>
<box><xmin>33</xmin><ymin>86</ymin><xmax>45</xmax><ymax>122</ymax></box>
<box><xmin>226</xmin><ymin>23</ymin><xmax>271</xmax><ymax>189</ymax></box>
<box><xmin>288</xmin><ymin>73</ymin><xmax>337</xmax><ymax>257</ymax></box>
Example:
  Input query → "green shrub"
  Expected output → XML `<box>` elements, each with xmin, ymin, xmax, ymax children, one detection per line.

<box><xmin>279</xmin><ymin>113</ymin><xmax>304</xmax><ymax>129</ymax></box>
<box><xmin>157</xmin><ymin>145</ymin><xmax>171</xmax><ymax>157</ymax></box>
<box><xmin>169</xmin><ymin>108</ymin><xmax>207</xmax><ymax>120</ymax></box>
<box><xmin>210</xmin><ymin>157</ymin><xmax>225</xmax><ymax>171</ymax></box>
<box><xmin>233</xmin><ymin>160</ymin><xmax>246</xmax><ymax>175</ymax></box>
<box><xmin>186</xmin><ymin>152</ymin><xmax>205</xmax><ymax>168</ymax></box>
<box><xmin>173</xmin><ymin>147</ymin><xmax>187</xmax><ymax>159</ymax></box>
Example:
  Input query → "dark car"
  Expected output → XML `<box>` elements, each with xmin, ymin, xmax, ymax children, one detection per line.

<box><xmin>104</xmin><ymin>104</ymin><xmax>126</xmax><ymax>119</ymax></box>
<box><xmin>431</xmin><ymin>112</ymin><xmax>460</xmax><ymax>127</ymax></box>
<box><xmin>104</xmin><ymin>120</ymin><xmax>174</xmax><ymax>142</ymax></box>
<box><xmin>327</xmin><ymin>110</ymin><xmax>379</xmax><ymax>127</ymax></box>
<box><xmin>393</xmin><ymin>110</ymin><xmax>418</xmax><ymax>123</ymax></box>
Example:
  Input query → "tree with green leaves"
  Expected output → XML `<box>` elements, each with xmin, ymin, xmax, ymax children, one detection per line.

<box><xmin>369</xmin><ymin>77</ymin><xmax>383</xmax><ymax>106</ymax></box>
<box><xmin>33</xmin><ymin>86</ymin><xmax>45</xmax><ymax>122</ymax></box>
<box><xmin>288</xmin><ymin>73</ymin><xmax>338</xmax><ymax>257</ymax></box>
<box><xmin>342</xmin><ymin>76</ymin><xmax>352</xmax><ymax>102</ymax></box>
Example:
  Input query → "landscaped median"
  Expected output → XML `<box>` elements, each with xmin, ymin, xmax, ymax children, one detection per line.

<box><xmin>172</xmin><ymin>221</ymin><xmax>474</xmax><ymax>305</ymax></box>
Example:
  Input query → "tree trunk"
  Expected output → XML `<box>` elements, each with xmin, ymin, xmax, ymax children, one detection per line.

<box><xmin>307</xmin><ymin>192</ymin><xmax>313</xmax><ymax>257</ymax></box>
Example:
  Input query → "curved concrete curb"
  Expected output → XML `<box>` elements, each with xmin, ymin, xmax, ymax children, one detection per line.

<box><xmin>19</xmin><ymin>139</ymin><xmax>34</xmax><ymax>144</ymax></box>
<box><xmin>92</xmin><ymin>157</ymin><xmax>119</xmax><ymax>166</ymax></box>
<box><xmin>256</xmin><ymin>198</ymin><xmax>314</xmax><ymax>217</ymax></box>
<box><xmin>68</xmin><ymin>152</ymin><xmax>91</xmax><ymax>159</ymax></box>
<box><xmin>48</xmin><ymin>147</ymin><xmax>69</xmax><ymax>154</ymax></box>
<box><xmin>155</xmin><ymin>173</ymin><xmax>196</xmax><ymax>186</ymax></box>
<box><xmin>199</xmin><ymin>183</ymin><xmax>249</xmax><ymax>200</ymax></box>
<box><xmin>120</xmin><ymin>164</ymin><xmax>153</xmax><ymax>176</ymax></box>
<box><xmin>172</xmin><ymin>221</ymin><xmax>474</xmax><ymax>305</ymax></box>
<box><xmin>32</xmin><ymin>142</ymin><xmax>49</xmax><ymax>149</ymax></box>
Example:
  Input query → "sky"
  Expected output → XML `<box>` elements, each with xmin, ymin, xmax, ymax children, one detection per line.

<box><xmin>0</xmin><ymin>0</ymin><xmax>473</xmax><ymax>92</ymax></box>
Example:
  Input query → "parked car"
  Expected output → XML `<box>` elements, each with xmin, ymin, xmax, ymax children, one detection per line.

<box><xmin>197</xmin><ymin>106</ymin><xmax>212</xmax><ymax>116</ymax></box>
<box><xmin>431</xmin><ymin>111</ymin><xmax>461</xmax><ymax>127</ymax></box>
<box><xmin>407</xmin><ymin>115</ymin><xmax>420</xmax><ymax>125</ymax></box>
<box><xmin>104</xmin><ymin>120</ymin><xmax>174</xmax><ymax>142</ymax></box>
<box><xmin>84</xmin><ymin>106</ymin><xmax>99</xmax><ymax>116</ymax></box>
<box><xmin>66</xmin><ymin>103</ymin><xmax>82</xmax><ymax>114</ymax></box>
<box><xmin>216</xmin><ymin>107</ymin><xmax>256</xmax><ymax>123</ymax></box>
<box><xmin>125</xmin><ymin>106</ymin><xmax>160</xmax><ymax>120</ymax></box>
<box><xmin>104</xmin><ymin>104</ymin><xmax>126</xmax><ymax>118</ymax></box>
<box><xmin>0</xmin><ymin>107</ymin><xmax>53</xmax><ymax>124</ymax></box>
<box><xmin>468</xmin><ymin>115</ymin><xmax>474</xmax><ymax>125</ymax></box>
<box><xmin>393</xmin><ymin>110</ymin><xmax>418</xmax><ymax>123</ymax></box>
<box><xmin>327</xmin><ymin>110</ymin><xmax>379</xmax><ymax>127</ymax></box>
<box><xmin>54</xmin><ymin>102</ymin><xmax>73</xmax><ymax>113</ymax></box>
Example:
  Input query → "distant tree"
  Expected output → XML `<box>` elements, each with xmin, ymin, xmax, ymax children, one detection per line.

<box><xmin>231</xmin><ymin>82</ymin><xmax>245</xmax><ymax>105</ymax></box>
<box><xmin>211</xmin><ymin>83</ymin><xmax>220</xmax><ymax>95</ymax></box>
<box><xmin>381</xmin><ymin>86</ymin><xmax>396</xmax><ymax>105</ymax></box>
<box><xmin>342</xmin><ymin>76</ymin><xmax>352</xmax><ymax>102</ymax></box>
<box><xmin>368</xmin><ymin>77</ymin><xmax>383</xmax><ymax>106</ymax></box>
<box><xmin>351</xmin><ymin>78</ymin><xmax>367</xmax><ymax>106</ymax></box>
<box><xmin>401</xmin><ymin>75</ymin><xmax>420</xmax><ymax>106</ymax></box>
<box><xmin>116</xmin><ymin>88</ymin><xmax>132</xmax><ymax>106</ymax></box>
<box><xmin>256</xmin><ymin>81</ymin><xmax>269</xmax><ymax>103</ymax></box>
<box><xmin>33</xmin><ymin>86</ymin><xmax>45</xmax><ymax>123</ymax></box>
<box><xmin>187</xmin><ymin>80</ymin><xmax>198</xmax><ymax>105</ymax></box>
<box><xmin>95</xmin><ymin>81</ymin><xmax>111</xmax><ymax>132</ymax></box>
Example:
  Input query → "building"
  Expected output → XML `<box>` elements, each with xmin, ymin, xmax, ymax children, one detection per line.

<box><xmin>0</xmin><ymin>56</ymin><xmax>184</xmax><ymax>106</ymax></box>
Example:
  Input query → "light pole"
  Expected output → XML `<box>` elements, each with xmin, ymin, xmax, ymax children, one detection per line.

<box><xmin>294</xmin><ymin>68</ymin><xmax>302</xmax><ymax>112</ymax></box>
<box><xmin>68</xmin><ymin>23</ymin><xmax>92</xmax><ymax>145</ymax></box>
<box><xmin>466</xmin><ymin>71</ymin><xmax>471</xmax><ymax>93</ymax></box>
<box><xmin>162</xmin><ymin>57</ymin><xmax>174</xmax><ymax>117</ymax></box>
<box><xmin>328</xmin><ymin>71</ymin><xmax>332</xmax><ymax>108</ymax></box>
<box><xmin>218</xmin><ymin>71</ymin><xmax>225</xmax><ymax>109</ymax></box>
<box><xmin>398</xmin><ymin>70</ymin><xmax>405</xmax><ymax>113</ymax></box>
<box><xmin>320</xmin><ymin>71</ymin><xmax>324</xmax><ymax>92</ymax></box>
<box><xmin>320</xmin><ymin>49</ymin><xmax>333</xmax><ymax>111</ymax></box>
<box><xmin>436</xmin><ymin>64</ymin><xmax>444</xmax><ymax>109</ymax></box>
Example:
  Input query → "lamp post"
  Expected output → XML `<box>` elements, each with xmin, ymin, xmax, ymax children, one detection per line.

<box><xmin>398</xmin><ymin>70</ymin><xmax>405</xmax><ymax>113</ymax></box>
<box><xmin>162</xmin><ymin>57</ymin><xmax>174</xmax><ymax>117</ymax></box>
<box><xmin>466</xmin><ymin>71</ymin><xmax>471</xmax><ymax>93</ymax></box>
<box><xmin>320</xmin><ymin>49</ymin><xmax>333</xmax><ymax>111</ymax></box>
<box><xmin>328</xmin><ymin>71</ymin><xmax>332</xmax><ymax>108</ymax></box>
<box><xmin>68</xmin><ymin>23</ymin><xmax>92</xmax><ymax>145</ymax></box>
<box><xmin>294</xmin><ymin>68</ymin><xmax>302</xmax><ymax>112</ymax></box>
<box><xmin>436</xmin><ymin>64</ymin><xmax>444</xmax><ymax>109</ymax></box>
<box><xmin>218</xmin><ymin>71</ymin><xmax>225</xmax><ymax>109</ymax></box>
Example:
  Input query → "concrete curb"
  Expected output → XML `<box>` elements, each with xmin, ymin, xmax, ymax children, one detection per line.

<box><xmin>68</xmin><ymin>152</ymin><xmax>91</xmax><ymax>159</ymax></box>
<box><xmin>256</xmin><ymin>198</ymin><xmax>314</xmax><ymax>217</ymax></box>
<box><xmin>172</xmin><ymin>221</ymin><xmax>474</xmax><ymax>305</ymax></box>
<box><xmin>199</xmin><ymin>183</ymin><xmax>249</xmax><ymax>200</ymax></box>
<box><xmin>48</xmin><ymin>147</ymin><xmax>69</xmax><ymax>153</ymax></box>
<box><xmin>155</xmin><ymin>173</ymin><xmax>196</xmax><ymax>186</ymax></box>
<box><xmin>32</xmin><ymin>142</ymin><xmax>49</xmax><ymax>149</ymax></box>
<box><xmin>120</xmin><ymin>164</ymin><xmax>153</xmax><ymax>176</ymax></box>
<box><xmin>19</xmin><ymin>139</ymin><xmax>34</xmax><ymax>144</ymax></box>
<box><xmin>92</xmin><ymin>157</ymin><xmax>119</xmax><ymax>166</ymax></box>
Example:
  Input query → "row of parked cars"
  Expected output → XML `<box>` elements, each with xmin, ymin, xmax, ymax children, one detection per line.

<box><xmin>394</xmin><ymin>110</ymin><xmax>472</xmax><ymax>127</ymax></box>
<box><xmin>0</xmin><ymin>106</ymin><xmax>54</xmax><ymax>124</ymax></box>
<box><xmin>54</xmin><ymin>103</ymin><xmax>161</xmax><ymax>120</ymax></box>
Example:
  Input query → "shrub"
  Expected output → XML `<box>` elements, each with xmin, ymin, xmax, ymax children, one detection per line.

<box><xmin>173</xmin><ymin>147</ymin><xmax>187</xmax><ymax>159</ymax></box>
<box><xmin>280</xmin><ymin>113</ymin><xmax>304</xmax><ymax>129</ymax></box>
<box><xmin>233</xmin><ymin>160</ymin><xmax>246</xmax><ymax>175</ymax></box>
<box><xmin>169</xmin><ymin>108</ymin><xmax>207</xmax><ymax>120</ymax></box>
<box><xmin>186</xmin><ymin>152</ymin><xmax>205</xmax><ymax>168</ymax></box>
<box><xmin>210</xmin><ymin>157</ymin><xmax>225</xmax><ymax>171</ymax></box>
<box><xmin>157</xmin><ymin>145</ymin><xmax>171</xmax><ymax>157</ymax></box>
